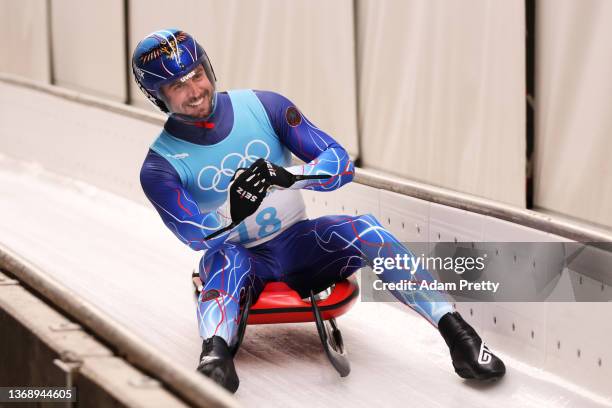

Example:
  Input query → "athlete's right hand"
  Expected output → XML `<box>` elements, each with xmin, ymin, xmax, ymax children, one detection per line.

<box><xmin>228</xmin><ymin>166</ymin><xmax>270</xmax><ymax>225</ymax></box>
<box><xmin>203</xmin><ymin>166</ymin><xmax>270</xmax><ymax>241</ymax></box>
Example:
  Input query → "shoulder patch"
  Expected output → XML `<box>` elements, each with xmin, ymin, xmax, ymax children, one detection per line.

<box><xmin>285</xmin><ymin>106</ymin><xmax>302</xmax><ymax>127</ymax></box>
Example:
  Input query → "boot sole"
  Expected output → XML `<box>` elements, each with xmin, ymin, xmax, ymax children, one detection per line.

<box><xmin>198</xmin><ymin>366</ymin><xmax>239</xmax><ymax>393</ymax></box>
<box><xmin>455</xmin><ymin>366</ymin><xmax>505</xmax><ymax>381</ymax></box>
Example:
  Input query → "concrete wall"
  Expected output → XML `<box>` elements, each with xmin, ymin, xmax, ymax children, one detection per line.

<box><xmin>0</xmin><ymin>270</ymin><xmax>188</xmax><ymax>407</ymax></box>
<box><xmin>0</xmin><ymin>1</ymin><xmax>51</xmax><ymax>82</ymax></box>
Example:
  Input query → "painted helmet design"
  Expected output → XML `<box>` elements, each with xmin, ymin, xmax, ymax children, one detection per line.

<box><xmin>132</xmin><ymin>29</ymin><xmax>216</xmax><ymax>113</ymax></box>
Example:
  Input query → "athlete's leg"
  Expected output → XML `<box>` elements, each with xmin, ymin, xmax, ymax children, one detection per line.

<box><xmin>274</xmin><ymin>214</ymin><xmax>505</xmax><ymax>380</ymax></box>
<box><xmin>275</xmin><ymin>214</ymin><xmax>453</xmax><ymax>325</ymax></box>
<box><xmin>196</xmin><ymin>242</ymin><xmax>267</xmax><ymax>347</ymax></box>
<box><xmin>195</xmin><ymin>242</ymin><xmax>270</xmax><ymax>392</ymax></box>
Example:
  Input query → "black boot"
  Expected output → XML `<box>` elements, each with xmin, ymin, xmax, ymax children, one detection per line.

<box><xmin>196</xmin><ymin>336</ymin><xmax>239</xmax><ymax>393</ymax></box>
<box><xmin>438</xmin><ymin>312</ymin><xmax>506</xmax><ymax>381</ymax></box>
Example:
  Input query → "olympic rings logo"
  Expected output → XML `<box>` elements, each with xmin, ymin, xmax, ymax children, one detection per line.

<box><xmin>197</xmin><ymin>139</ymin><xmax>271</xmax><ymax>192</ymax></box>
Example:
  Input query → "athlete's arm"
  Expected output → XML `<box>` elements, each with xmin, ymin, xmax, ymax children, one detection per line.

<box><xmin>256</xmin><ymin>91</ymin><xmax>354</xmax><ymax>192</ymax></box>
<box><xmin>140</xmin><ymin>149</ymin><xmax>233</xmax><ymax>251</ymax></box>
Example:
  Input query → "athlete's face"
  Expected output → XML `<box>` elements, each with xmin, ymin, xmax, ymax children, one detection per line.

<box><xmin>161</xmin><ymin>65</ymin><xmax>214</xmax><ymax>118</ymax></box>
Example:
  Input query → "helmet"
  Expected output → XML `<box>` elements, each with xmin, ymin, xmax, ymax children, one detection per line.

<box><xmin>132</xmin><ymin>29</ymin><xmax>216</xmax><ymax>114</ymax></box>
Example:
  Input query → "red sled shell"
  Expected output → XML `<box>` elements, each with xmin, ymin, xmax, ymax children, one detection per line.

<box><xmin>247</xmin><ymin>276</ymin><xmax>359</xmax><ymax>325</ymax></box>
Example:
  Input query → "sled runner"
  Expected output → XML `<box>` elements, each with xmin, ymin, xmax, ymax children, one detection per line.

<box><xmin>193</xmin><ymin>273</ymin><xmax>359</xmax><ymax>377</ymax></box>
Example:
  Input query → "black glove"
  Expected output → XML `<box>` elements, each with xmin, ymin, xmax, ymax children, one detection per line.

<box><xmin>249</xmin><ymin>158</ymin><xmax>333</xmax><ymax>188</ymax></box>
<box><xmin>203</xmin><ymin>158</ymin><xmax>332</xmax><ymax>241</ymax></box>
<box><xmin>248</xmin><ymin>158</ymin><xmax>295</xmax><ymax>188</ymax></box>
<box><xmin>204</xmin><ymin>166</ymin><xmax>269</xmax><ymax>240</ymax></box>
<box><xmin>228</xmin><ymin>166</ymin><xmax>269</xmax><ymax>223</ymax></box>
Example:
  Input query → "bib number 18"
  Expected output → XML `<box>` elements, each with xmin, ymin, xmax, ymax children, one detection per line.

<box><xmin>235</xmin><ymin>207</ymin><xmax>281</xmax><ymax>241</ymax></box>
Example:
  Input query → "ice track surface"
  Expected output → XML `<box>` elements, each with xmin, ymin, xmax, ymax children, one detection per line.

<box><xmin>0</xmin><ymin>157</ymin><xmax>610</xmax><ymax>408</ymax></box>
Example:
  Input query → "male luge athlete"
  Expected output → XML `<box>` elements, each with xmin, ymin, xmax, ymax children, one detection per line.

<box><xmin>133</xmin><ymin>29</ymin><xmax>505</xmax><ymax>393</ymax></box>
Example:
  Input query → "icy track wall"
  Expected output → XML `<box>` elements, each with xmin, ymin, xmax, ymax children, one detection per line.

<box><xmin>0</xmin><ymin>75</ymin><xmax>611</xmax><ymax>400</ymax></box>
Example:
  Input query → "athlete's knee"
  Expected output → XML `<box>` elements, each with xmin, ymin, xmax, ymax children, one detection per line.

<box><xmin>338</xmin><ymin>213</ymin><xmax>384</xmax><ymax>236</ymax></box>
<box><xmin>353</xmin><ymin>213</ymin><xmax>383</xmax><ymax>227</ymax></box>
<box><xmin>199</xmin><ymin>242</ymin><xmax>250</xmax><ymax>281</ymax></box>
<box><xmin>201</xmin><ymin>242</ymin><xmax>248</xmax><ymax>262</ymax></box>
<box><xmin>341</xmin><ymin>213</ymin><xmax>397</xmax><ymax>248</ymax></box>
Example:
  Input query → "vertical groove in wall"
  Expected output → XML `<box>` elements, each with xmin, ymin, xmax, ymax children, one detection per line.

<box><xmin>46</xmin><ymin>0</ymin><xmax>55</xmax><ymax>84</ymax></box>
<box><xmin>123</xmin><ymin>0</ymin><xmax>132</xmax><ymax>105</ymax></box>
<box><xmin>352</xmin><ymin>0</ymin><xmax>363</xmax><ymax>167</ymax></box>
<box><xmin>525</xmin><ymin>0</ymin><xmax>536</xmax><ymax>208</ymax></box>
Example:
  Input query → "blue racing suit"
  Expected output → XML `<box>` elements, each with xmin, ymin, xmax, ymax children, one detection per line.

<box><xmin>140</xmin><ymin>90</ymin><xmax>454</xmax><ymax>346</ymax></box>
